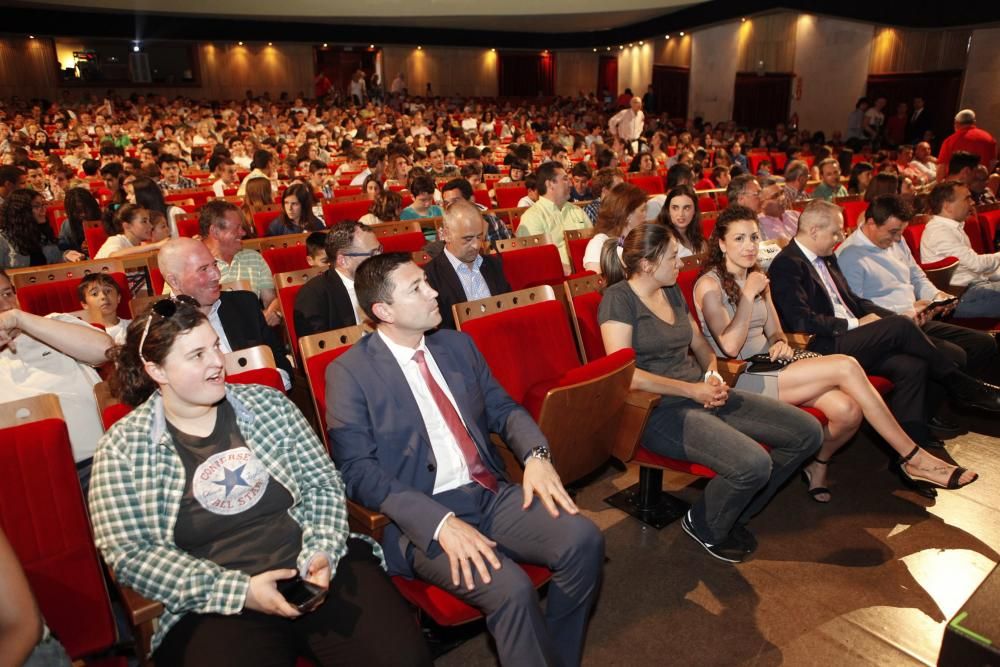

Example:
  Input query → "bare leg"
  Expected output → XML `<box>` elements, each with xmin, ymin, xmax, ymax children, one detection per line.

<box><xmin>778</xmin><ymin>354</ymin><xmax>977</xmax><ymax>487</ymax></box>
<box><xmin>797</xmin><ymin>389</ymin><xmax>862</xmax><ymax>500</ymax></box>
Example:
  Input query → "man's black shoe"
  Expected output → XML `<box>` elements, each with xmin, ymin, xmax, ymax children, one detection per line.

<box><xmin>946</xmin><ymin>372</ymin><xmax>1000</xmax><ymax>413</ymax></box>
<box><xmin>681</xmin><ymin>512</ymin><xmax>745</xmax><ymax>563</ymax></box>
<box><xmin>928</xmin><ymin>416</ymin><xmax>961</xmax><ymax>437</ymax></box>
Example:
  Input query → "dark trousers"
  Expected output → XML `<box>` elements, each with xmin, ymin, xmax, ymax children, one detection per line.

<box><xmin>410</xmin><ymin>482</ymin><xmax>604</xmax><ymax>667</ymax></box>
<box><xmin>923</xmin><ymin>319</ymin><xmax>997</xmax><ymax>374</ymax></box>
<box><xmin>154</xmin><ymin>539</ymin><xmax>431</xmax><ymax>667</ymax></box>
<box><xmin>829</xmin><ymin>315</ymin><xmax>957</xmax><ymax>442</ymax></box>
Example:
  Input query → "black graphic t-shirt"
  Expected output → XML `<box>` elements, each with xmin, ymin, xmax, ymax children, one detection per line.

<box><xmin>170</xmin><ymin>400</ymin><xmax>301</xmax><ymax>575</ymax></box>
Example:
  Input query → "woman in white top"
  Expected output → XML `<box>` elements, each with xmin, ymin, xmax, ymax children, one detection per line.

<box><xmin>657</xmin><ymin>185</ymin><xmax>707</xmax><ymax>259</ymax></box>
<box><xmin>582</xmin><ymin>183</ymin><xmax>647</xmax><ymax>273</ymax></box>
<box><xmin>95</xmin><ymin>204</ymin><xmax>166</xmax><ymax>259</ymax></box>
<box><xmin>692</xmin><ymin>206</ymin><xmax>978</xmax><ymax>501</ymax></box>
<box><xmin>358</xmin><ymin>190</ymin><xmax>403</xmax><ymax>227</ymax></box>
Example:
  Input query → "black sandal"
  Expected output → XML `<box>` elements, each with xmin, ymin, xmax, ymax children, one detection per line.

<box><xmin>800</xmin><ymin>456</ymin><xmax>832</xmax><ymax>503</ymax></box>
<box><xmin>897</xmin><ymin>446</ymin><xmax>978</xmax><ymax>490</ymax></box>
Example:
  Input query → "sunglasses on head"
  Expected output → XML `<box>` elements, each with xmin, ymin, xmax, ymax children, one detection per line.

<box><xmin>138</xmin><ymin>295</ymin><xmax>200</xmax><ymax>363</ymax></box>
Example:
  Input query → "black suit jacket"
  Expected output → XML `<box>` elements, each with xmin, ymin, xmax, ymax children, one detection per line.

<box><xmin>216</xmin><ymin>290</ymin><xmax>294</xmax><ymax>381</ymax></box>
<box><xmin>293</xmin><ymin>269</ymin><xmax>359</xmax><ymax>338</ymax></box>
<box><xmin>423</xmin><ymin>251</ymin><xmax>511</xmax><ymax>330</ymax></box>
<box><xmin>768</xmin><ymin>240</ymin><xmax>895</xmax><ymax>354</ymax></box>
<box><xmin>907</xmin><ymin>108</ymin><xmax>932</xmax><ymax>143</ymax></box>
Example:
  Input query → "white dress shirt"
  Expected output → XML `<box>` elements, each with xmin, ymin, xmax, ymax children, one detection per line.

<box><xmin>836</xmin><ymin>228</ymin><xmax>937</xmax><ymax>316</ymax></box>
<box><xmin>608</xmin><ymin>108</ymin><xmax>645</xmax><ymax>141</ymax></box>
<box><xmin>334</xmin><ymin>269</ymin><xmax>363</xmax><ymax>325</ymax></box>
<box><xmin>920</xmin><ymin>214</ymin><xmax>1000</xmax><ymax>287</ymax></box>
<box><xmin>377</xmin><ymin>330</ymin><xmax>472</xmax><ymax>495</ymax></box>
<box><xmin>795</xmin><ymin>239</ymin><xmax>859</xmax><ymax>329</ymax></box>
<box><xmin>444</xmin><ymin>248</ymin><xmax>491</xmax><ymax>301</ymax></box>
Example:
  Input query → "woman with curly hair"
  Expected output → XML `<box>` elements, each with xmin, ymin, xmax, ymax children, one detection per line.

<box><xmin>359</xmin><ymin>190</ymin><xmax>403</xmax><ymax>226</ymax></box>
<box><xmin>0</xmin><ymin>189</ymin><xmax>65</xmax><ymax>267</ymax></box>
<box><xmin>692</xmin><ymin>205</ymin><xmax>977</xmax><ymax>502</ymax></box>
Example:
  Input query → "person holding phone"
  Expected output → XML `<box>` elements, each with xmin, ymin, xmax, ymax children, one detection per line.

<box><xmin>88</xmin><ymin>297</ymin><xmax>430</xmax><ymax>666</ymax></box>
<box><xmin>837</xmin><ymin>194</ymin><xmax>998</xmax><ymax>403</ymax></box>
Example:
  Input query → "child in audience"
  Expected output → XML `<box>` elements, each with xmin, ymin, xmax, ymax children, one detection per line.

<box><xmin>78</xmin><ymin>272</ymin><xmax>131</xmax><ymax>344</ymax></box>
<box><xmin>305</xmin><ymin>231</ymin><xmax>330</xmax><ymax>268</ymax></box>
<box><xmin>517</xmin><ymin>173</ymin><xmax>539</xmax><ymax>208</ymax></box>
<box><xmin>95</xmin><ymin>204</ymin><xmax>167</xmax><ymax>259</ymax></box>
<box><xmin>149</xmin><ymin>210</ymin><xmax>170</xmax><ymax>243</ymax></box>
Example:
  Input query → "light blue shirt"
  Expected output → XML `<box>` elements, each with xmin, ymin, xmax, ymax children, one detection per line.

<box><xmin>444</xmin><ymin>248</ymin><xmax>490</xmax><ymax>301</ymax></box>
<box><xmin>836</xmin><ymin>228</ymin><xmax>938</xmax><ymax>316</ymax></box>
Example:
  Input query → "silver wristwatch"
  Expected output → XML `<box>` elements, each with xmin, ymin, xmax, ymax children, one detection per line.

<box><xmin>525</xmin><ymin>446</ymin><xmax>552</xmax><ymax>464</ymax></box>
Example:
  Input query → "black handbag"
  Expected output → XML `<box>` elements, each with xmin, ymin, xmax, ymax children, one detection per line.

<box><xmin>745</xmin><ymin>349</ymin><xmax>821</xmax><ymax>374</ymax></box>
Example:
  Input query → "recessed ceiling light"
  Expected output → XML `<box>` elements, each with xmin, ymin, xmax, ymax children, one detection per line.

<box><xmin>679</xmin><ymin>31</ymin><xmax>685</xmax><ymax>36</ymax></box>
<box><xmin>322</xmin><ymin>43</ymin><xmax>328</xmax><ymax>48</ymax></box>
<box><xmin>268</xmin><ymin>42</ymin><xmax>273</xmax><ymax>46</ymax></box>
<box><xmin>238</xmin><ymin>41</ymin><xmax>243</xmax><ymax>46</ymax></box>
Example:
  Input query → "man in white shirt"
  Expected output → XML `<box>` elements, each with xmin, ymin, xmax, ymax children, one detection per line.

<box><xmin>209</xmin><ymin>155</ymin><xmax>238</xmax><ymax>197</ymax></box>
<box><xmin>908</xmin><ymin>141</ymin><xmax>938</xmax><ymax>184</ymax></box>
<box><xmin>838</xmin><ymin>194</ymin><xmax>997</xmax><ymax>409</ymax></box>
<box><xmin>0</xmin><ymin>269</ymin><xmax>112</xmax><ymax>486</ymax></box>
<box><xmin>920</xmin><ymin>180</ymin><xmax>1000</xmax><ymax>318</ymax></box>
<box><xmin>608</xmin><ymin>97</ymin><xmax>645</xmax><ymax>154</ymax></box>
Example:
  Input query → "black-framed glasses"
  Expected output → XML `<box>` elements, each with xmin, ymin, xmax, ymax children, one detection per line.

<box><xmin>342</xmin><ymin>244</ymin><xmax>384</xmax><ymax>258</ymax></box>
<box><xmin>138</xmin><ymin>295</ymin><xmax>200</xmax><ymax>363</ymax></box>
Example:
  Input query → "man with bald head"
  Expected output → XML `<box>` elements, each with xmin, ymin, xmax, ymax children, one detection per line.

<box><xmin>158</xmin><ymin>238</ymin><xmax>293</xmax><ymax>387</ymax></box>
<box><xmin>769</xmin><ymin>200</ymin><xmax>1000</xmax><ymax>449</ymax></box>
<box><xmin>424</xmin><ymin>201</ymin><xmax>511</xmax><ymax>330</ymax></box>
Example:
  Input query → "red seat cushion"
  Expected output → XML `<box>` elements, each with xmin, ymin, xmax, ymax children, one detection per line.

<box><xmin>567</xmin><ymin>236</ymin><xmax>591</xmax><ymax>274</ymax></box>
<box><xmin>227</xmin><ymin>368</ymin><xmax>285</xmax><ymax>392</ymax></box>
<box><xmin>797</xmin><ymin>405</ymin><xmax>829</xmax><ymax>427</ymax></box>
<box><xmin>499</xmin><ymin>245</ymin><xmax>565</xmax><ymax>291</ymax></box>
<box><xmin>867</xmin><ymin>375</ymin><xmax>893</xmax><ymax>396</ymax></box>
<box><xmin>0</xmin><ymin>419</ymin><xmax>118</xmax><ymax>658</ymax></box>
<box><xmin>101</xmin><ymin>403</ymin><xmax>133</xmax><ymax>430</ymax></box>
<box><xmin>391</xmin><ymin>563</ymin><xmax>551</xmax><ymax>626</ymax></box>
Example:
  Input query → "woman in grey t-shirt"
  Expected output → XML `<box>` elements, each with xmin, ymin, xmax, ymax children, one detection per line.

<box><xmin>597</xmin><ymin>223</ymin><xmax>823</xmax><ymax>564</ymax></box>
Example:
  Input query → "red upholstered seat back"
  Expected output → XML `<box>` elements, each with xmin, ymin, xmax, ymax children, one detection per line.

<box><xmin>322</xmin><ymin>198</ymin><xmax>372</xmax><ymax>224</ymax></box>
<box><xmin>698</xmin><ymin>196</ymin><xmax>718</xmax><ymax>212</ymax></box>
<box><xmin>84</xmin><ymin>225</ymin><xmax>109</xmax><ymax>258</ymax></box>
<box><xmin>17</xmin><ymin>272</ymin><xmax>131</xmax><ymax>319</ymax></box>
<box><xmin>567</xmin><ymin>237</ymin><xmax>591</xmax><ymax>274</ymax></box>
<box><xmin>903</xmin><ymin>222</ymin><xmax>924</xmax><ymax>261</ymax></box>
<box><xmin>572</xmin><ymin>290</ymin><xmax>607</xmax><ymax>362</ymax></box>
<box><xmin>176</xmin><ymin>214</ymin><xmax>200</xmax><ymax>238</ymax></box>
<box><xmin>495</xmin><ymin>185</ymin><xmax>527</xmax><ymax>209</ymax></box>
<box><xmin>459</xmin><ymin>300</ymin><xmax>580</xmax><ymax>403</ymax></box>
<box><xmin>0</xmin><ymin>419</ymin><xmax>117</xmax><ymax>658</ymax></box>
<box><xmin>278</xmin><ymin>283</ymin><xmax>306</xmax><ymax>356</ymax></box>
<box><xmin>977</xmin><ymin>209</ymin><xmax>1000</xmax><ymax>250</ymax></box>
<box><xmin>675</xmin><ymin>269</ymin><xmax>702</xmax><ymax>327</ymax></box>
<box><xmin>839</xmin><ymin>200</ymin><xmax>868</xmax><ymax>231</ymax></box>
<box><xmin>253</xmin><ymin>210</ymin><xmax>281</xmax><ymax>237</ymax></box>
<box><xmin>380</xmin><ymin>231</ymin><xmax>427</xmax><ymax>253</ymax></box>
<box><xmin>263</xmin><ymin>245</ymin><xmax>310</xmax><ymax>274</ymax></box>
<box><xmin>500</xmin><ymin>245</ymin><xmax>565</xmax><ymax>290</ymax></box>
<box><xmin>629</xmin><ymin>175</ymin><xmax>664</xmax><ymax>196</ymax></box>
<box><xmin>227</xmin><ymin>368</ymin><xmax>285</xmax><ymax>391</ymax></box>
<box><xmin>304</xmin><ymin>345</ymin><xmax>355</xmax><ymax>436</ymax></box>
<box><xmin>964</xmin><ymin>217</ymin><xmax>986</xmax><ymax>254</ymax></box>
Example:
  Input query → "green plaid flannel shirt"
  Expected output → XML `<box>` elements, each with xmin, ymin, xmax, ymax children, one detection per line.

<box><xmin>88</xmin><ymin>383</ymin><xmax>379</xmax><ymax>653</ymax></box>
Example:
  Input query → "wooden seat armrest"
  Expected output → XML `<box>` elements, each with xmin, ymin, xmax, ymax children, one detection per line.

<box><xmin>117</xmin><ymin>584</ymin><xmax>164</xmax><ymax>626</ymax></box>
<box><xmin>717</xmin><ymin>358</ymin><xmax>748</xmax><ymax>386</ymax></box>
<box><xmin>787</xmin><ymin>332</ymin><xmax>815</xmax><ymax>348</ymax></box>
<box><xmin>347</xmin><ymin>500</ymin><xmax>390</xmax><ymax>542</ymax></box>
<box><xmin>612</xmin><ymin>390</ymin><xmax>661</xmax><ymax>463</ymax></box>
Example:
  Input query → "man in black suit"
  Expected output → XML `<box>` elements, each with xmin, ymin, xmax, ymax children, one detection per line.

<box><xmin>425</xmin><ymin>200</ymin><xmax>511</xmax><ymax>330</ymax></box>
<box><xmin>294</xmin><ymin>221</ymin><xmax>381</xmax><ymax>338</ymax></box>
<box><xmin>907</xmin><ymin>96</ymin><xmax>933</xmax><ymax>144</ymax></box>
<box><xmin>158</xmin><ymin>238</ymin><xmax>293</xmax><ymax>388</ymax></box>
<box><xmin>768</xmin><ymin>200</ymin><xmax>1000</xmax><ymax>449</ymax></box>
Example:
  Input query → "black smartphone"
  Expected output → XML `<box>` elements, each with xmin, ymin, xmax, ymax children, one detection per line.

<box><xmin>276</xmin><ymin>575</ymin><xmax>327</xmax><ymax>612</ymax></box>
<box><xmin>931</xmin><ymin>296</ymin><xmax>958</xmax><ymax>307</ymax></box>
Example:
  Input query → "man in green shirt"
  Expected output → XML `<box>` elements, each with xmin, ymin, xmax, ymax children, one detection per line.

<box><xmin>516</xmin><ymin>161</ymin><xmax>592</xmax><ymax>274</ymax></box>
<box><xmin>811</xmin><ymin>158</ymin><xmax>848</xmax><ymax>201</ymax></box>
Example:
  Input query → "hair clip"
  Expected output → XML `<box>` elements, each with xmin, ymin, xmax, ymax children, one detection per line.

<box><xmin>617</xmin><ymin>235</ymin><xmax>626</xmax><ymax>248</ymax></box>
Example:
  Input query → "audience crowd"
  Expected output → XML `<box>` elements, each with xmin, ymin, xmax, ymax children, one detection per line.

<box><xmin>0</xmin><ymin>85</ymin><xmax>998</xmax><ymax>665</ymax></box>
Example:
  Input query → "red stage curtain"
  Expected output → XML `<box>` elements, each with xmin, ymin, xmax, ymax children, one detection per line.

<box><xmin>498</xmin><ymin>52</ymin><xmax>556</xmax><ymax>97</ymax></box>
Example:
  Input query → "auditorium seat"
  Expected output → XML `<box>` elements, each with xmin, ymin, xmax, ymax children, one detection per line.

<box><xmin>16</xmin><ymin>270</ymin><xmax>131</xmax><ymax>320</ymax></box>
<box><xmin>322</xmin><ymin>197</ymin><xmax>372</xmax><ymax>225</ymax></box>
<box><xmin>455</xmin><ymin>285</ymin><xmax>635</xmax><ymax>485</ymax></box>
<box><xmin>224</xmin><ymin>345</ymin><xmax>284</xmax><ymax>391</ymax></box>
<box><xmin>371</xmin><ymin>221</ymin><xmax>426</xmax><ymax>253</ymax></box>
<box><xmin>0</xmin><ymin>394</ymin><xmax>155</xmax><ymax>664</ymax></box>
<box><xmin>835</xmin><ymin>196</ymin><xmax>868</xmax><ymax>232</ymax></box>
<box><xmin>262</xmin><ymin>244</ymin><xmax>310</xmax><ymax>274</ymax></box>
<box><xmin>252</xmin><ymin>209</ymin><xmax>282</xmax><ymax>237</ymax></box>
<box><xmin>274</xmin><ymin>266</ymin><xmax>325</xmax><ymax>363</ymax></box>
<box><xmin>175</xmin><ymin>212</ymin><xmax>200</xmax><ymax>238</ymax></box>
<box><xmin>495</xmin><ymin>235</ymin><xmax>565</xmax><ymax>290</ymax></box>
<box><xmin>564</xmin><ymin>227</ymin><xmax>597</xmax><ymax>274</ymax></box>
<box><xmin>902</xmin><ymin>222</ymin><xmax>960</xmax><ymax>292</ymax></box>
<box><xmin>495</xmin><ymin>184</ymin><xmax>528</xmax><ymax>209</ymax></box>
<box><xmin>84</xmin><ymin>218</ymin><xmax>109</xmax><ymax>257</ymax></box>
<box><xmin>628</xmin><ymin>175</ymin><xmax>665</xmax><ymax>196</ymax></box>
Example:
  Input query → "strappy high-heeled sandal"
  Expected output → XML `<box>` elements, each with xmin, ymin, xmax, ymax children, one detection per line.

<box><xmin>800</xmin><ymin>456</ymin><xmax>832</xmax><ymax>503</ymax></box>
<box><xmin>897</xmin><ymin>446</ymin><xmax>978</xmax><ymax>490</ymax></box>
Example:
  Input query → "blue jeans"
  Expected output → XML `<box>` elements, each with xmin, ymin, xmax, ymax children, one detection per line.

<box><xmin>955</xmin><ymin>281</ymin><xmax>1000</xmax><ymax>318</ymax></box>
<box><xmin>643</xmin><ymin>390</ymin><xmax>823</xmax><ymax>543</ymax></box>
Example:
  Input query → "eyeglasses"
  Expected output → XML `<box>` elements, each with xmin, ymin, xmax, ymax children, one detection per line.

<box><xmin>342</xmin><ymin>244</ymin><xmax>384</xmax><ymax>258</ymax></box>
<box><xmin>138</xmin><ymin>295</ymin><xmax>200</xmax><ymax>363</ymax></box>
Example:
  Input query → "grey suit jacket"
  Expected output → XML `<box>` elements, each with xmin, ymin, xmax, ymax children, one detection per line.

<box><xmin>326</xmin><ymin>328</ymin><xmax>545</xmax><ymax>576</ymax></box>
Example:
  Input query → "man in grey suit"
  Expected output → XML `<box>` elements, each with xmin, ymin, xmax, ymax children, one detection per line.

<box><xmin>327</xmin><ymin>253</ymin><xmax>604</xmax><ymax>667</ymax></box>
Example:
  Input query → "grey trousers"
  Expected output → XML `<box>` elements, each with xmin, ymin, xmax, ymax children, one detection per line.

<box><xmin>411</xmin><ymin>482</ymin><xmax>605</xmax><ymax>667</ymax></box>
<box><xmin>643</xmin><ymin>390</ymin><xmax>823</xmax><ymax>543</ymax></box>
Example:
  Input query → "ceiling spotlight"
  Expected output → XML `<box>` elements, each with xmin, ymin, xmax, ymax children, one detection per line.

<box><xmin>322</xmin><ymin>43</ymin><xmax>328</xmax><ymax>48</ymax></box>
<box><xmin>639</xmin><ymin>41</ymin><xmax>644</xmax><ymax>45</ymax></box>
<box><xmin>369</xmin><ymin>44</ymin><xmax>374</xmax><ymax>49</ymax></box>
<box><xmin>491</xmin><ymin>48</ymin><xmax>496</xmax><ymax>52</ymax></box>
<box><xmin>237</xmin><ymin>41</ymin><xmax>243</xmax><ymax>46</ymax></box>
<box><xmin>619</xmin><ymin>45</ymin><xmax>624</xmax><ymax>50</ymax></box>
<box><xmin>679</xmin><ymin>31</ymin><xmax>685</xmax><ymax>36</ymax></box>
<box><xmin>133</xmin><ymin>45</ymin><xmax>140</xmax><ymax>52</ymax></box>
<box><xmin>665</xmin><ymin>34</ymin><xmax>670</xmax><ymax>39</ymax></box>
<box><xmin>628</xmin><ymin>43</ymin><xmax>633</xmax><ymax>47</ymax></box>
<box><xmin>417</xmin><ymin>45</ymin><xmax>422</xmax><ymax>50</ymax></box>
<box><xmin>268</xmin><ymin>42</ymin><xmax>273</xmax><ymax>46</ymax></box>
<box><xmin>741</xmin><ymin>17</ymin><xmax>747</xmax><ymax>22</ymax></box>
<box><xmin>29</xmin><ymin>35</ymin><xmax>35</xmax><ymax>39</ymax></box>
<box><xmin>592</xmin><ymin>48</ymin><xmax>597</xmax><ymax>52</ymax></box>
<box><xmin>606</xmin><ymin>46</ymin><xmax>611</xmax><ymax>51</ymax></box>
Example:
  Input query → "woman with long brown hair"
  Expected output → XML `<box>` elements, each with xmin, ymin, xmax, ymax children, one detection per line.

<box><xmin>692</xmin><ymin>205</ymin><xmax>978</xmax><ymax>502</ymax></box>
<box><xmin>582</xmin><ymin>182</ymin><xmax>647</xmax><ymax>273</ymax></box>
<box><xmin>240</xmin><ymin>177</ymin><xmax>274</xmax><ymax>239</ymax></box>
<box><xmin>657</xmin><ymin>185</ymin><xmax>707</xmax><ymax>258</ymax></box>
